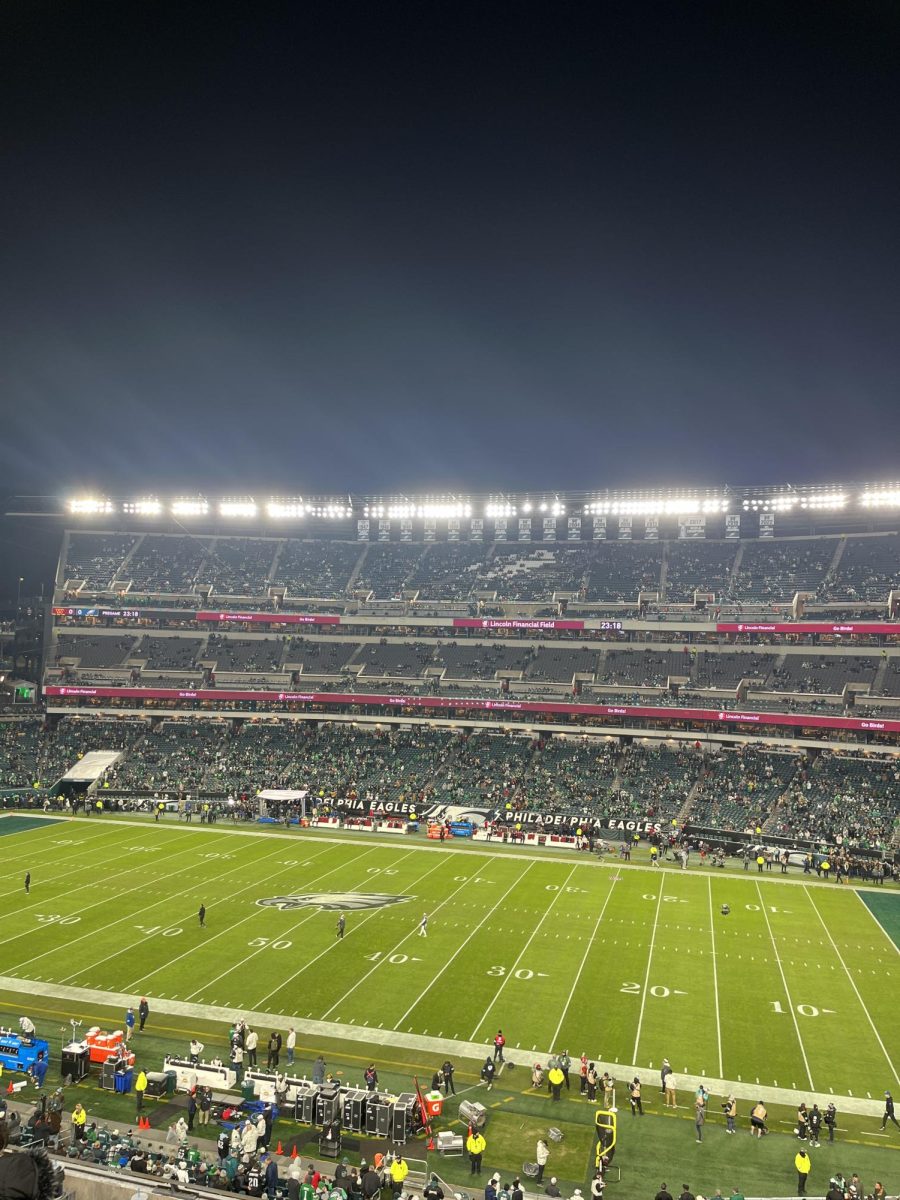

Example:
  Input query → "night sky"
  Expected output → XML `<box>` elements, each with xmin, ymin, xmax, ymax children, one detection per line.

<box><xmin>2</xmin><ymin>0</ymin><xmax>900</xmax><ymax>503</ymax></box>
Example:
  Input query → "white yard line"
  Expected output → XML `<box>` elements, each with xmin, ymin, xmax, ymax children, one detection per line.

<box><xmin>22</xmin><ymin>812</ymin><xmax>898</xmax><ymax>895</ymax></box>
<box><xmin>632</xmin><ymin>884</ymin><xmax>664</xmax><ymax>1064</ymax></box>
<box><xmin>0</xmin><ymin>829</ymin><xmax>204</xmax><ymax>954</ymax></box>
<box><xmin>180</xmin><ymin>842</ymin><xmax>385</xmax><ymax>1000</ymax></box>
<box><xmin>250</xmin><ymin>849</ymin><xmax>447</xmax><ymax>1010</ymax></box>
<box><xmin>854</xmin><ymin>889</ymin><xmax>900</xmax><ymax>957</ymax></box>
<box><xmin>707</xmin><ymin>875</ymin><xmax>724</xmax><ymax>1078</ymax></box>
<box><xmin>17</xmin><ymin>831</ymin><xmax>304</xmax><ymax>978</ymax></box>
<box><xmin>468</xmin><ymin>863</ymin><xmax>581</xmax><ymax>1042</ymax></box>
<box><xmin>0</xmin><ymin>823</ymin><xmax>165</xmax><ymax>906</ymax></box>
<box><xmin>122</xmin><ymin>838</ymin><xmax>342</xmax><ymax>992</ymax></box>
<box><xmin>319</xmin><ymin>872</ymin><xmax>477</xmax><ymax>1021</ymax></box>
<box><xmin>3</xmin><ymin>972</ymin><xmax>884</xmax><ymax>1116</ymax></box>
<box><xmin>549</xmin><ymin>872</ymin><xmax>619</xmax><ymax>1050</ymax></box>
<box><xmin>0</xmin><ymin>819</ymin><xmax>130</xmax><ymax>869</ymax></box>
<box><xmin>74</xmin><ymin>838</ymin><xmax>365</xmax><ymax>991</ymax></box>
<box><xmin>804</xmin><ymin>885</ymin><xmax>899</xmax><ymax>1087</ymax></box>
<box><xmin>394</xmin><ymin>860</ymin><xmax>538</xmax><ymax>1031</ymax></box>
<box><xmin>756</xmin><ymin>880</ymin><xmax>814</xmax><ymax>1090</ymax></box>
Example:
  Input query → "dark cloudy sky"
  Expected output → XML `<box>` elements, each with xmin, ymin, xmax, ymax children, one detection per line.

<box><xmin>2</xmin><ymin>0</ymin><xmax>899</xmax><ymax>498</ymax></box>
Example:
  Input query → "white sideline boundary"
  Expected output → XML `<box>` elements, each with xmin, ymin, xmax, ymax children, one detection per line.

<box><xmin>11</xmin><ymin>812</ymin><xmax>896</xmax><ymax>895</ymax></box>
<box><xmin>0</xmin><ymin>972</ymin><xmax>883</xmax><ymax>1117</ymax></box>
<box><xmin>804</xmin><ymin>886</ymin><xmax>900</xmax><ymax>1087</ymax></box>
<box><xmin>854</xmin><ymin>888</ymin><xmax>900</xmax><ymax>957</ymax></box>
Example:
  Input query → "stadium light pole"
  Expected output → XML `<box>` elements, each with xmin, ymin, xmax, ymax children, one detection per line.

<box><xmin>17</xmin><ymin>577</ymin><xmax>23</xmax><ymax>611</ymax></box>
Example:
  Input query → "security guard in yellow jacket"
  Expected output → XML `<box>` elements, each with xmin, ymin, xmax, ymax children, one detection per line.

<box><xmin>467</xmin><ymin>1129</ymin><xmax>486</xmax><ymax>1175</ymax></box>
<box><xmin>389</xmin><ymin>1155</ymin><xmax>409</xmax><ymax>1195</ymax></box>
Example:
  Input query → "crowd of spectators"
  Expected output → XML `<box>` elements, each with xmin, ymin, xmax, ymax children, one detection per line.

<box><xmin>352</xmin><ymin>542</ymin><xmax>425</xmax><ymax>598</ymax></box>
<box><xmin>103</xmin><ymin>721</ymin><xmax>231</xmax><ymax>793</ymax></box>
<box><xmin>768</xmin><ymin>655</ymin><xmax>880</xmax><ymax>695</ymax></box>
<box><xmin>206</xmin><ymin>636</ymin><xmax>286</xmax><ymax>674</ymax></box>
<box><xmin>616</xmin><ymin>743</ymin><xmax>706</xmax><ymax>823</ymax></box>
<box><xmin>516</xmin><ymin>736</ymin><xmax>619</xmax><ymax>811</ymax></box>
<box><xmin>731</xmin><ymin>539</ymin><xmax>836</xmax><ymax>602</ymax></box>
<box><xmin>665</xmin><ymin>541</ymin><xmax>738</xmax><ymax>602</ymax></box>
<box><xmin>821</xmin><ymin>534</ymin><xmax>900</xmax><ymax>602</ymax></box>
<box><xmin>586</xmin><ymin>543</ymin><xmax>663</xmax><ymax>601</ymax></box>
<box><xmin>1</xmin><ymin>715</ymin><xmax>897</xmax><ymax>845</ymax></box>
<box><xmin>200</xmin><ymin>538</ymin><xmax>279</xmax><ymax>595</ymax></box>
<box><xmin>126</xmin><ymin>535</ymin><xmax>210</xmax><ymax>592</ymax></box>
<box><xmin>60</xmin><ymin>529</ymin><xmax>900</xmax><ymax>606</ymax></box>
<box><xmin>56</xmin><ymin>635</ymin><xmax>137</xmax><ymax>668</ymax></box>
<box><xmin>473</xmin><ymin>546</ymin><xmax>595</xmax><ymax>601</ymax></box>
<box><xmin>766</xmin><ymin>753</ymin><xmax>899</xmax><ymax>850</ymax></box>
<box><xmin>274</xmin><ymin>540</ymin><xmax>361</xmax><ymax>597</ymax></box>
<box><xmin>689</xmin><ymin>746</ymin><xmax>801</xmax><ymax>831</ymax></box>
<box><xmin>62</xmin><ymin>533</ymin><xmax>138</xmax><ymax>588</ymax></box>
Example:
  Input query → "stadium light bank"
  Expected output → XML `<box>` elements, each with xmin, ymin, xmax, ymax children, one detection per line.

<box><xmin>61</xmin><ymin>483</ymin><xmax>899</xmax><ymax>520</ymax></box>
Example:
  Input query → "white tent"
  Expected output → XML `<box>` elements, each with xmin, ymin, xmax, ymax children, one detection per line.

<box><xmin>258</xmin><ymin>788</ymin><xmax>308</xmax><ymax>817</ymax></box>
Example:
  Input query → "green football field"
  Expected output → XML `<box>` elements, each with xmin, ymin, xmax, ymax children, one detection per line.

<box><xmin>2</xmin><ymin>814</ymin><xmax>898</xmax><ymax>1105</ymax></box>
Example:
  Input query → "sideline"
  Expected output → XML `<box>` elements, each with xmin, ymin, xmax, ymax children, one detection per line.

<box><xmin>11</xmin><ymin>812</ymin><xmax>896</xmax><ymax>894</ymax></box>
<box><xmin>0</xmin><ymin>972</ymin><xmax>883</xmax><ymax>1118</ymax></box>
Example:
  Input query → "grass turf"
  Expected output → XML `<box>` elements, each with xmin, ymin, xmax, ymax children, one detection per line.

<box><xmin>1</xmin><ymin>814</ymin><xmax>899</xmax><ymax>1195</ymax></box>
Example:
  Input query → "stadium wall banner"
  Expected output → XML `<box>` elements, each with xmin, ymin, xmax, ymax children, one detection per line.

<box><xmin>378</xmin><ymin>520</ymin><xmax>391</xmax><ymax>542</ymax></box>
<box><xmin>715</xmin><ymin>621</ymin><xmax>900</xmax><ymax>635</ymax></box>
<box><xmin>196</xmin><ymin>611</ymin><xmax>341</xmax><ymax>625</ymax></box>
<box><xmin>519</xmin><ymin>517</ymin><xmax>531</xmax><ymax>541</ymax></box>
<box><xmin>447</xmin><ymin>518</ymin><xmax>460</xmax><ymax>542</ymax></box>
<box><xmin>470</xmin><ymin>518</ymin><xmax>484</xmax><ymax>542</ymax></box>
<box><xmin>314</xmin><ymin>798</ymin><xmax>491</xmax><ymax>823</ymax></box>
<box><xmin>568</xmin><ymin>517</ymin><xmax>582</xmax><ymax>541</ymax></box>
<box><xmin>494</xmin><ymin>517</ymin><xmax>508</xmax><ymax>541</ymax></box>
<box><xmin>182</xmin><ymin>611</ymin><xmax>894</xmax><ymax>635</ymax></box>
<box><xmin>759</xmin><ymin>513</ymin><xmax>775</xmax><ymax>537</ymax></box>
<box><xmin>617</xmin><ymin>516</ymin><xmax>632</xmax><ymax>540</ymax></box>
<box><xmin>678</xmin><ymin>516</ymin><xmax>706</xmax><ymax>539</ymax></box>
<box><xmin>644</xmin><ymin>516</ymin><xmax>659</xmax><ymax>541</ymax></box>
<box><xmin>725</xmin><ymin>514</ymin><xmax>740</xmax><ymax>539</ymax></box>
<box><xmin>424</xmin><ymin>519</ymin><xmax>436</xmax><ymax>542</ymax></box>
<box><xmin>452</xmin><ymin>617</ymin><xmax>586</xmax><ymax>631</ymax></box>
<box><xmin>319</xmin><ymin>797</ymin><xmax>424</xmax><ymax>816</ymax></box>
<box><xmin>543</xmin><ymin>517</ymin><xmax>557</xmax><ymax>541</ymax></box>
<box><xmin>592</xmin><ymin>516</ymin><xmax>607</xmax><ymax>540</ymax></box>
<box><xmin>492</xmin><ymin>810</ymin><xmax>660</xmax><ymax>833</ymax></box>
<box><xmin>43</xmin><ymin>686</ymin><xmax>900</xmax><ymax>733</ymax></box>
<box><xmin>357</xmin><ymin>520</ymin><xmax>370</xmax><ymax>541</ymax></box>
<box><xmin>400</xmin><ymin>520</ymin><xmax>413</xmax><ymax>542</ymax></box>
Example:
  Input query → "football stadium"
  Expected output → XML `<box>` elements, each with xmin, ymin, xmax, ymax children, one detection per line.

<box><xmin>0</xmin><ymin>483</ymin><xmax>898</xmax><ymax>1199</ymax></box>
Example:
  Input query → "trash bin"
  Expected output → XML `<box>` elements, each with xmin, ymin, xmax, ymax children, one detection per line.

<box><xmin>114</xmin><ymin>1068</ymin><xmax>134</xmax><ymax>1094</ymax></box>
<box><xmin>241</xmin><ymin>1078</ymin><xmax>256</xmax><ymax>1102</ymax></box>
<box><xmin>165</xmin><ymin>1070</ymin><xmax>177</xmax><ymax>1097</ymax></box>
<box><xmin>424</xmin><ymin>1091</ymin><xmax>443</xmax><ymax>1118</ymax></box>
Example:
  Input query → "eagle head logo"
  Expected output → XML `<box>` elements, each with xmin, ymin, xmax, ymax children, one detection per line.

<box><xmin>256</xmin><ymin>893</ymin><xmax>411</xmax><ymax>912</ymax></box>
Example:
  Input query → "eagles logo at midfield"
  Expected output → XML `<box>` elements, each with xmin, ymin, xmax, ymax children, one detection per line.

<box><xmin>256</xmin><ymin>893</ymin><xmax>411</xmax><ymax>912</ymax></box>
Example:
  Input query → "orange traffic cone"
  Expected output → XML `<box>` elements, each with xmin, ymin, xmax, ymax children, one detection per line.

<box><xmin>291</xmin><ymin>1145</ymin><xmax>298</xmax><ymax>1159</ymax></box>
<box><xmin>6</xmin><ymin>1082</ymin><xmax>13</xmax><ymax>1094</ymax></box>
<box><xmin>427</xmin><ymin>1137</ymin><xmax>435</xmax><ymax>1151</ymax></box>
<box><xmin>276</xmin><ymin>1142</ymin><xmax>283</xmax><ymax>1156</ymax></box>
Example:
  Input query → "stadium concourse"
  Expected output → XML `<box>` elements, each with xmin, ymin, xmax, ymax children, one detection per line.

<box><xmin>1</xmin><ymin>495</ymin><xmax>900</xmax><ymax>1200</ymax></box>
